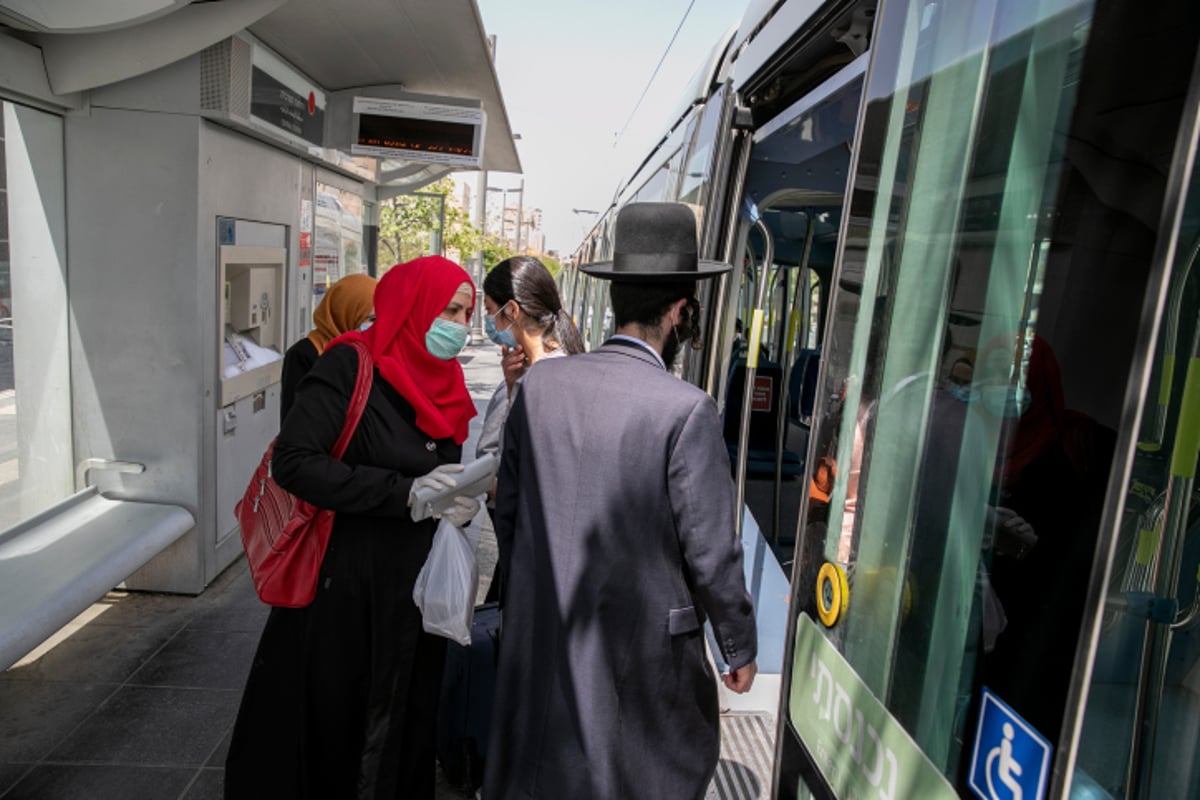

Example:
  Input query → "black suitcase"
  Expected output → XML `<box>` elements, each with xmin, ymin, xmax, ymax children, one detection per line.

<box><xmin>437</xmin><ymin>602</ymin><xmax>500</xmax><ymax>793</ymax></box>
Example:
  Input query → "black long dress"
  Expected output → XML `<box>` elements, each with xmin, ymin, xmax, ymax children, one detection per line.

<box><xmin>226</xmin><ymin>343</ymin><xmax>460</xmax><ymax>800</ymax></box>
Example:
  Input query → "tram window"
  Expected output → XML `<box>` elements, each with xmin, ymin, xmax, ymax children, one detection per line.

<box><xmin>678</xmin><ymin>85</ymin><xmax>727</xmax><ymax>210</ymax></box>
<box><xmin>804</xmin><ymin>270</ymin><xmax>822</xmax><ymax>350</ymax></box>
<box><xmin>632</xmin><ymin>160</ymin><xmax>671</xmax><ymax>204</ymax></box>
<box><xmin>1073</xmin><ymin>114</ymin><xmax>1200</xmax><ymax>800</ymax></box>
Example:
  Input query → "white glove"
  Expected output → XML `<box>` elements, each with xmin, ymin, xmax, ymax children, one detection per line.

<box><xmin>408</xmin><ymin>463</ymin><xmax>464</xmax><ymax>507</ymax></box>
<box><xmin>439</xmin><ymin>494</ymin><xmax>481</xmax><ymax>528</ymax></box>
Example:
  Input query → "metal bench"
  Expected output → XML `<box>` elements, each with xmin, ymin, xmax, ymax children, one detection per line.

<box><xmin>0</xmin><ymin>474</ymin><xmax>194</xmax><ymax>671</ymax></box>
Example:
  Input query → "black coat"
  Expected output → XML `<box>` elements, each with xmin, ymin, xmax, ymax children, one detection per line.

<box><xmin>226</xmin><ymin>343</ymin><xmax>460</xmax><ymax>800</ymax></box>
<box><xmin>280</xmin><ymin>336</ymin><xmax>319</xmax><ymax>424</ymax></box>
<box><xmin>484</xmin><ymin>340</ymin><xmax>757</xmax><ymax>799</ymax></box>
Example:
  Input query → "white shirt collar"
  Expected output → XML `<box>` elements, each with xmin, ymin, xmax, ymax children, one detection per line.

<box><xmin>608</xmin><ymin>334</ymin><xmax>666</xmax><ymax>369</ymax></box>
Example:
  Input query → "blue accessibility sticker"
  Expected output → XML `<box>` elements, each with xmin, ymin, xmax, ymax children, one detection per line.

<box><xmin>218</xmin><ymin>217</ymin><xmax>236</xmax><ymax>245</ymax></box>
<box><xmin>968</xmin><ymin>687</ymin><xmax>1052</xmax><ymax>800</ymax></box>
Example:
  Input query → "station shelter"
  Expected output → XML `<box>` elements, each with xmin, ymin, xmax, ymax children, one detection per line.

<box><xmin>0</xmin><ymin>0</ymin><xmax>520</xmax><ymax>671</ymax></box>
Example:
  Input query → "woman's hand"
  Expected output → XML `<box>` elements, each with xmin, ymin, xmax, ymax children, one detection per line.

<box><xmin>502</xmin><ymin>344</ymin><xmax>527</xmax><ymax>395</ymax></box>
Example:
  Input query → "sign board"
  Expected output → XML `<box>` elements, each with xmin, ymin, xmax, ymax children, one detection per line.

<box><xmin>249</xmin><ymin>43</ymin><xmax>326</xmax><ymax>149</ymax></box>
<box><xmin>350</xmin><ymin>96</ymin><xmax>485</xmax><ymax>167</ymax></box>
<box><xmin>968</xmin><ymin>688</ymin><xmax>1052</xmax><ymax>800</ymax></box>
<box><xmin>752</xmin><ymin>375</ymin><xmax>773</xmax><ymax>412</ymax></box>
<box><xmin>789</xmin><ymin>613</ymin><xmax>958</xmax><ymax>799</ymax></box>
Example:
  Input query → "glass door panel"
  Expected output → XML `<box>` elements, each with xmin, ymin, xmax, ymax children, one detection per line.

<box><xmin>776</xmin><ymin>0</ymin><xmax>1200</xmax><ymax>796</ymax></box>
<box><xmin>1072</xmin><ymin>128</ymin><xmax>1200</xmax><ymax>798</ymax></box>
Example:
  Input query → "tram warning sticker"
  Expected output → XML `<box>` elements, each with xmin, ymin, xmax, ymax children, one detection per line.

<box><xmin>752</xmin><ymin>376</ymin><xmax>772</xmax><ymax>411</ymax></box>
<box><xmin>968</xmin><ymin>688</ymin><xmax>1052</xmax><ymax>800</ymax></box>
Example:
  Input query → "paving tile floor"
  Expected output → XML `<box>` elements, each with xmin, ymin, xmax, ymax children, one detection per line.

<box><xmin>0</xmin><ymin>340</ymin><xmax>508</xmax><ymax>800</ymax></box>
<box><xmin>0</xmin><ymin>339</ymin><xmax>774</xmax><ymax>799</ymax></box>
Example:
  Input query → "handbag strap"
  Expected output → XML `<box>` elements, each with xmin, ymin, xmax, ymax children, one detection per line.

<box><xmin>330</xmin><ymin>339</ymin><xmax>374</xmax><ymax>459</ymax></box>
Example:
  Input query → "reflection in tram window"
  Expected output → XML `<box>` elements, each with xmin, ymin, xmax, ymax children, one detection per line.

<box><xmin>1074</xmin><ymin>128</ymin><xmax>1200</xmax><ymax>798</ymax></box>
<box><xmin>783</xmin><ymin>0</ymin><xmax>1200</xmax><ymax>795</ymax></box>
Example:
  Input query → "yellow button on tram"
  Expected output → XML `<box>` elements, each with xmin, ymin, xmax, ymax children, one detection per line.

<box><xmin>816</xmin><ymin>562</ymin><xmax>849</xmax><ymax>627</ymax></box>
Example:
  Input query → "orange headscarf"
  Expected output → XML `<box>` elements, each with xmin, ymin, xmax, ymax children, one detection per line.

<box><xmin>307</xmin><ymin>273</ymin><xmax>377</xmax><ymax>354</ymax></box>
<box><xmin>331</xmin><ymin>256</ymin><xmax>477</xmax><ymax>444</ymax></box>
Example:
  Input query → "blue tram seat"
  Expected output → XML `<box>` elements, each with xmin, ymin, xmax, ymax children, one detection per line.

<box><xmin>788</xmin><ymin>348</ymin><xmax>821</xmax><ymax>424</ymax></box>
<box><xmin>723</xmin><ymin>358</ymin><xmax>804</xmax><ymax>477</ymax></box>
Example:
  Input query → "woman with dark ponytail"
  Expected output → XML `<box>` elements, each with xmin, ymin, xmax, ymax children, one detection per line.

<box><xmin>476</xmin><ymin>256</ymin><xmax>582</xmax><ymax>599</ymax></box>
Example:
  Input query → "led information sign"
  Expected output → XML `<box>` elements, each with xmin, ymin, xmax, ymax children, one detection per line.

<box><xmin>350</xmin><ymin>96</ymin><xmax>484</xmax><ymax>167</ymax></box>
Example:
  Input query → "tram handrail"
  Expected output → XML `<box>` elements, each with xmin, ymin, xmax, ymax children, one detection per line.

<box><xmin>1127</xmin><ymin>308</ymin><xmax>1200</xmax><ymax>796</ymax></box>
<box><xmin>1143</xmin><ymin>235</ymin><xmax>1200</xmax><ymax>449</ymax></box>
<box><xmin>772</xmin><ymin>215</ymin><xmax>814</xmax><ymax>544</ymax></box>
<box><xmin>734</xmin><ymin>199</ymin><xmax>774</xmax><ymax>538</ymax></box>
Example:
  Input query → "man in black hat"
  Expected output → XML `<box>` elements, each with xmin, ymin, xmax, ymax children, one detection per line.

<box><xmin>483</xmin><ymin>202</ymin><xmax>757</xmax><ymax>799</ymax></box>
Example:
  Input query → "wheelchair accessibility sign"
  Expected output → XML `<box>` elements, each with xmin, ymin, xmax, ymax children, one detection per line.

<box><xmin>968</xmin><ymin>688</ymin><xmax>1052</xmax><ymax>800</ymax></box>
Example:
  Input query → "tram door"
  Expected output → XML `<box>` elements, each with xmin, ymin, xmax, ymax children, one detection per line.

<box><xmin>1071</xmin><ymin>122</ymin><xmax>1200</xmax><ymax>796</ymax></box>
<box><xmin>721</xmin><ymin>60</ymin><xmax>864</xmax><ymax>549</ymax></box>
<box><xmin>770</xmin><ymin>0</ymin><xmax>1200</xmax><ymax>798</ymax></box>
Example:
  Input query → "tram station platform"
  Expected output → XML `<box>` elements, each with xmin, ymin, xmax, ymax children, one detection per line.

<box><xmin>0</xmin><ymin>339</ymin><xmax>773</xmax><ymax>800</ymax></box>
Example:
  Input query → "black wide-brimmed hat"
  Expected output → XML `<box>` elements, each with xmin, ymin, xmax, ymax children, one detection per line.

<box><xmin>579</xmin><ymin>202</ymin><xmax>732</xmax><ymax>282</ymax></box>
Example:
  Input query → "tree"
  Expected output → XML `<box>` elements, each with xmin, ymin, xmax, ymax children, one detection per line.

<box><xmin>481</xmin><ymin>235</ymin><xmax>514</xmax><ymax>271</ymax></box>
<box><xmin>376</xmin><ymin>177</ymin><xmax>483</xmax><ymax>268</ymax></box>
<box><xmin>539</xmin><ymin>254</ymin><xmax>563</xmax><ymax>278</ymax></box>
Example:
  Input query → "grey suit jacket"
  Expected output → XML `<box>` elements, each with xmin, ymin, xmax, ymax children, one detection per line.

<box><xmin>483</xmin><ymin>339</ymin><xmax>757</xmax><ymax>800</ymax></box>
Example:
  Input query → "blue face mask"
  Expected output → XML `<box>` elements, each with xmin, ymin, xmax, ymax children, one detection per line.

<box><xmin>425</xmin><ymin>317</ymin><xmax>470</xmax><ymax>360</ymax></box>
<box><xmin>359</xmin><ymin>319</ymin><xmax>374</xmax><ymax>332</ymax></box>
<box><xmin>485</xmin><ymin>313</ymin><xmax>519</xmax><ymax>349</ymax></box>
<box><xmin>947</xmin><ymin>384</ymin><xmax>976</xmax><ymax>404</ymax></box>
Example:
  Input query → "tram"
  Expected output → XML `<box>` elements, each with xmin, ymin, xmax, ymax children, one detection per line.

<box><xmin>562</xmin><ymin>0</ymin><xmax>1200</xmax><ymax>797</ymax></box>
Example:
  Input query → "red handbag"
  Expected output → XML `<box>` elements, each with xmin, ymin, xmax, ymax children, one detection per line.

<box><xmin>236</xmin><ymin>340</ymin><xmax>373</xmax><ymax>607</ymax></box>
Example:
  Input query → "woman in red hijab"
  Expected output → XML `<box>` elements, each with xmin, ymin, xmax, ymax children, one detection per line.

<box><xmin>980</xmin><ymin>333</ymin><xmax>1113</xmax><ymax>742</ymax></box>
<box><xmin>227</xmin><ymin>256</ymin><xmax>479</xmax><ymax>800</ymax></box>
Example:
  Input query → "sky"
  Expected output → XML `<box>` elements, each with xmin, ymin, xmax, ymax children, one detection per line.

<box><xmin>465</xmin><ymin>0</ymin><xmax>751</xmax><ymax>257</ymax></box>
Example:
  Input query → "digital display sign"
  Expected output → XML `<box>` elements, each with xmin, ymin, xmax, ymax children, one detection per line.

<box><xmin>350</xmin><ymin>97</ymin><xmax>485</xmax><ymax>167</ymax></box>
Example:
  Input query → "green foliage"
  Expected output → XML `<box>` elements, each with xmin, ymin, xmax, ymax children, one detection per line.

<box><xmin>377</xmin><ymin>176</ymin><xmax>482</xmax><ymax>268</ymax></box>
<box><xmin>539</xmin><ymin>254</ymin><xmax>563</xmax><ymax>277</ymax></box>
<box><xmin>481</xmin><ymin>235</ymin><xmax>514</xmax><ymax>271</ymax></box>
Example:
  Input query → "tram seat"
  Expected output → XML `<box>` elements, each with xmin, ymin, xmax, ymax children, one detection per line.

<box><xmin>0</xmin><ymin>487</ymin><xmax>194</xmax><ymax>672</ymax></box>
<box><xmin>723</xmin><ymin>358</ymin><xmax>805</xmax><ymax>477</ymax></box>
<box><xmin>788</xmin><ymin>348</ymin><xmax>821</xmax><ymax>425</ymax></box>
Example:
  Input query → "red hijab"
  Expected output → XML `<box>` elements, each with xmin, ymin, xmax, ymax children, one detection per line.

<box><xmin>331</xmin><ymin>256</ymin><xmax>476</xmax><ymax>444</ymax></box>
<box><xmin>978</xmin><ymin>333</ymin><xmax>1064</xmax><ymax>486</ymax></box>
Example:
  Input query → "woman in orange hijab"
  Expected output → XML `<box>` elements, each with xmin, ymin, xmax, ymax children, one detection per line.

<box><xmin>280</xmin><ymin>273</ymin><xmax>374</xmax><ymax>424</ymax></box>
<box><xmin>280</xmin><ymin>272</ymin><xmax>376</xmax><ymax>423</ymax></box>
<box><xmin>227</xmin><ymin>256</ymin><xmax>478</xmax><ymax>799</ymax></box>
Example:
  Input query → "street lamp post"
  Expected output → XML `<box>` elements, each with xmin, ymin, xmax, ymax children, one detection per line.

<box><xmin>488</xmin><ymin>183</ymin><xmax>526</xmax><ymax>253</ymax></box>
<box><xmin>515</xmin><ymin>178</ymin><xmax>524</xmax><ymax>254</ymax></box>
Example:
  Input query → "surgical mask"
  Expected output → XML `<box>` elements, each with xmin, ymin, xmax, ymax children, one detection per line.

<box><xmin>485</xmin><ymin>314</ymin><xmax>519</xmax><ymax>348</ymax></box>
<box><xmin>359</xmin><ymin>319</ymin><xmax>374</xmax><ymax>332</ymax></box>
<box><xmin>425</xmin><ymin>317</ymin><xmax>470</xmax><ymax>360</ymax></box>
<box><xmin>947</xmin><ymin>384</ymin><xmax>976</xmax><ymax>404</ymax></box>
<box><xmin>979</xmin><ymin>385</ymin><xmax>1030</xmax><ymax>418</ymax></box>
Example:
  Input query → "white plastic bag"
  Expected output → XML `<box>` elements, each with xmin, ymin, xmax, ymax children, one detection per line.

<box><xmin>413</xmin><ymin>518</ymin><xmax>478</xmax><ymax>645</ymax></box>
